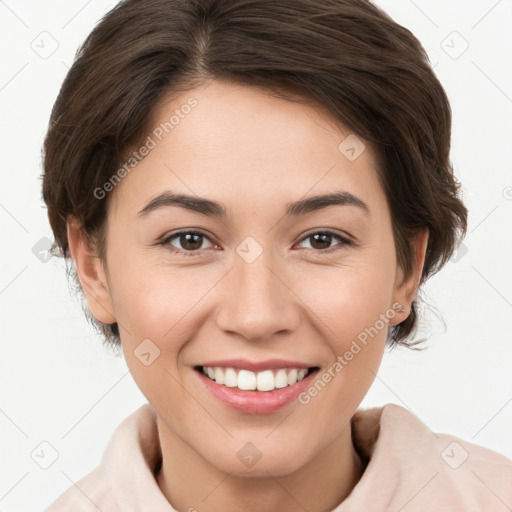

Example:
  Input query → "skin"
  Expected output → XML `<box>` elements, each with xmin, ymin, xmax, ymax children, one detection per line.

<box><xmin>67</xmin><ymin>79</ymin><xmax>428</xmax><ymax>512</ymax></box>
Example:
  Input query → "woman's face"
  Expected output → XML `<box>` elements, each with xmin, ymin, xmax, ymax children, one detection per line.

<box><xmin>74</xmin><ymin>80</ymin><xmax>426</xmax><ymax>476</ymax></box>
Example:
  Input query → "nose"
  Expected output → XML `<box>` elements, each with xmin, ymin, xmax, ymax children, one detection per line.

<box><xmin>215</xmin><ymin>251</ymin><xmax>301</xmax><ymax>342</ymax></box>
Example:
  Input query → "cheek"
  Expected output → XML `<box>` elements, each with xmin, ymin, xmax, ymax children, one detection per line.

<box><xmin>109</xmin><ymin>260</ymin><xmax>202</xmax><ymax>407</ymax></box>
<box><xmin>294</xmin><ymin>265</ymin><xmax>393</xmax><ymax>433</ymax></box>
<box><xmin>107</xmin><ymin>249</ymin><xmax>192</xmax><ymax>336</ymax></box>
<box><xmin>107</xmin><ymin>252</ymin><xmax>223</xmax><ymax>369</ymax></box>
<box><xmin>297</xmin><ymin>256</ymin><xmax>396</xmax><ymax>347</ymax></box>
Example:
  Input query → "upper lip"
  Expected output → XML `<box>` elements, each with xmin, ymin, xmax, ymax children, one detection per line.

<box><xmin>197</xmin><ymin>359</ymin><xmax>315</xmax><ymax>372</ymax></box>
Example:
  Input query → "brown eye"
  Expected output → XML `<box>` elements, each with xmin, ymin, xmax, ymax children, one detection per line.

<box><xmin>297</xmin><ymin>231</ymin><xmax>352</xmax><ymax>252</ymax></box>
<box><xmin>163</xmin><ymin>231</ymin><xmax>214</xmax><ymax>254</ymax></box>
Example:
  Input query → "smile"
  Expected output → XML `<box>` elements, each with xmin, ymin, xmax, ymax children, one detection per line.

<box><xmin>200</xmin><ymin>366</ymin><xmax>313</xmax><ymax>392</ymax></box>
<box><xmin>194</xmin><ymin>361</ymin><xmax>321</xmax><ymax>415</ymax></box>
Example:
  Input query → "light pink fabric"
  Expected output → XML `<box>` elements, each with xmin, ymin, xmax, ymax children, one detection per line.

<box><xmin>45</xmin><ymin>402</ymin><xmax>512</xmax><ymax>511</ymax></box>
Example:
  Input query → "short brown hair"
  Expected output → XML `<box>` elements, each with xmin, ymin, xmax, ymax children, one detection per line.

<box><xmin>41</xmin><ymin>0</ymin><xmax>468</xmax><ymax>351</ymax></box>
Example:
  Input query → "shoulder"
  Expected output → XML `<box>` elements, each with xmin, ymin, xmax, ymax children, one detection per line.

<box><xmin>345</xmin><ymin>403</ymin><xmax>512</xmax><ymax>511</ymax></box>
<box><xmin>44</xmin><ymin>465</ymin><xmax>120</xmax><ymax>512</ymax></box>
<box><xmin>387</xmin><ymin>403</ymin><xmax>512</xmax><ymax>508</ymax></box>
<box><xmin>44</xmin><ymin>403</ymin><xmax>160</xmax><ymax>512</ymax></box>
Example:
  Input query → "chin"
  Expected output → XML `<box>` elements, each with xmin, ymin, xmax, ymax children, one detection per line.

<box><xmin>203</xmin><ymin>438</ymin><xmax>314</xmax><ymax>478</ymax></box>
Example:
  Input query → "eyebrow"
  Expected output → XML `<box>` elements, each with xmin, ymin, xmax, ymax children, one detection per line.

<box><xmin>137</xmin><ymin>190</ymin><xmax>370</xmax><ymax>218</ymax></box>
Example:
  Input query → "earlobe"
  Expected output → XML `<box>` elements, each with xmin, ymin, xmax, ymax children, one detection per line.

<box><xmin>390</xmin><ymin>228</ymin><xmax>429</xmax><ymax>325</ymax></box>
<box><xmin>66</xmin><ymin>217</ymin><xmax>116</xmax><ymax>324</ymax></box>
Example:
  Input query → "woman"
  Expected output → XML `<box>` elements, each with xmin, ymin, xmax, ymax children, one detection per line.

<box><xmin>42</xmin><ymin>0</ymin><xmax>512</xmax><ymax>510</ymax></box>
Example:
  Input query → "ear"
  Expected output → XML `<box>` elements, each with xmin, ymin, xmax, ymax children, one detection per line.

<box><xmin>66</xmin><ymin>217</ymin><xmax>116</xmax><ymax>324</ymax></box>
<box><xmin>389</xmin><ymin>228</ymin><xmax>429</xmax><ymax>326</ymax></box>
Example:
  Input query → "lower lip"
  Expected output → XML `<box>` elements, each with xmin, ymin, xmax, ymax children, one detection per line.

<box><xmin>195</xmin><ymin>368</ymin><xmax>319</xmax><ymax>415</ymax></box>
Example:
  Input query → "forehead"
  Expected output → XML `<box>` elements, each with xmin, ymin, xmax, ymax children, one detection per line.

<box><xmin>109</xmin><ymin>80</ymin><xmax>386</xmax><ymax>218</ymax></box>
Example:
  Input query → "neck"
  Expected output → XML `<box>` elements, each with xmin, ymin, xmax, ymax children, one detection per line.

<box><xmin>155</xmin><ymin>415</ymin><xmax>366</xmax><ymax>512</ymax></box>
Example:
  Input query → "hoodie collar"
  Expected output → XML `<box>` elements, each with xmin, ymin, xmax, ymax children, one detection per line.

<box><xmin>102</xmin><ymin>402</ymin><xmax>512</xmax><ymax>511</ymax></box>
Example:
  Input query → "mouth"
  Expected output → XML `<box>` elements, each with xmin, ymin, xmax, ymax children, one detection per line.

<box><xmin>194</xmin><ymin>365</ymin><xmax>320</xmax><ymax>392</ymax></box>
<box><xmin>193</xmin><ymin>363</ymin><xmax>321</xmax><ymax>415</ymax></box>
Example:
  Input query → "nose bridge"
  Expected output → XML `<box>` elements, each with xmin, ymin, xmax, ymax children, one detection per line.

<box><xmin>215</xmin><ymin>245</ymin><xmax>299</xmax><ymax>341</ymax></box>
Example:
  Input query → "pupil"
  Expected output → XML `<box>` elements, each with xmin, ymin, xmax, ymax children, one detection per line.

<box><xmin>312</xmin><ymin>233</ymin><xmax>331</xmax><ymax>250</ymax></box>
<box><xmin>182</xmin><ymin>233</ymin><xmax>202</xmax><ymax>250</ymax></box>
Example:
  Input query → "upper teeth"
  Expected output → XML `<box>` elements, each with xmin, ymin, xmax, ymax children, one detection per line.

<box><xmin>202</xmin><ymin>366</ymin><xmax>309</xmax><ymax>391</ymax></box>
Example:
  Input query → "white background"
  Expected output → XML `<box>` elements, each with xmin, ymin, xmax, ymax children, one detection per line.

<box><xmin>0</xmin><ymin>1</ymin><xmax>511</xmax><ymax>510</ymax></box>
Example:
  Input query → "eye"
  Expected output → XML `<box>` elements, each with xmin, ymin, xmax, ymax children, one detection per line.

<box><xmin>160</xmin><ymin>229</ymin><xmax>353</xmax><ymax>257</ymax></box>
<box><xmin>161</xmin><ymin>231</ymin><xmax>215</xmax><ymax>255</ymax></box>
<box><xmin>296</xmin><ymin>230</ymin><xmax>353</xmax><ymax>252</ymax></box>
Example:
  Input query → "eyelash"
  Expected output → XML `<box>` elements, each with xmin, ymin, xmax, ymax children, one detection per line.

<box><xmin>159</xmin><ymin>229</ymin><xmax>354</xmax><ymax>257</ymax></box>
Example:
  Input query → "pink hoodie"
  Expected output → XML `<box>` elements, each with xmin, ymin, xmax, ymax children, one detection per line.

<box><xmin>45</xmin><ymin>402</ymin><xmax>512</xmax><ymax>511</ymax></box>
